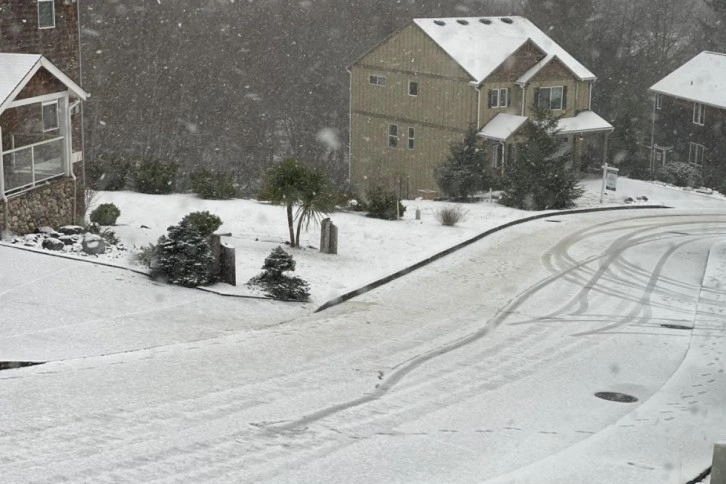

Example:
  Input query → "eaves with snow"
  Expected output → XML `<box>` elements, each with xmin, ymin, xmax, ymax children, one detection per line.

<box><xmin>649</xmin><ymin>51</ymin><xmax>726</xmax><ymax>109</ymax></box>
<box><xmin>413</xmin><ymin>16</ymin><xmax>597</xmax><ymax>84</ymax></box>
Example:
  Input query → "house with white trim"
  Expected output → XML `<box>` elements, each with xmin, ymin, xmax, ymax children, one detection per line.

<box><xmin>648</xmin><ymin>51</ymin><xmax>726</xmax><ymax>187</ymax></box>
<box><xmin>1</xmin><ymin>0</ymin><xmax>88</xmax><ymax>234</ymax></box>
<box><xmin>349</xmin><ymin>16</ymin><xmax>613</xmax><ymax>197</ymax></box>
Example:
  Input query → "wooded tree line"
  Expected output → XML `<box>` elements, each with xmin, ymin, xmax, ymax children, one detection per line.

<box><xmin>80</xmin><ymin>0</ymin><xmax>725</xmax><ymax>194</ymax></box>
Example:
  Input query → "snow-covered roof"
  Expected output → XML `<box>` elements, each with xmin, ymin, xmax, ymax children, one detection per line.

<box><xmin>0</xmin><ymin>53</ymin><xmax>88</xmax><ymax>115</ymax></box>
<box><xmin>649</xmin><ymin>51</ymin><xmax>726</xmax><ymax>109</ymax></box>
<box><xmin>557</xmin><ymin>111</ymin><xmax>613</xmax><ymax>135</ymax></box>
<box><xmin>478</xmin><ymin>113</ymin><xmax>529</xmax><ymax>141</ymax></box>
<box><xmin>414</xmin><ymin>17</ymin><xmax>596</xmax><ymax>84</ymax></box>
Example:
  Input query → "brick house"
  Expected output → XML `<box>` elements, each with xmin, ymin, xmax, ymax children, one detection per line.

<box><xmin>349</xmin><ymin>16</ymin><xmax>612</xmax><ymax>198</ymax></box>
<box><xmin>0</xmin><ymin>0</ymin><xmax>88</xmax><ymax>234</ymax></box>
<box><xmin>648</xmin><ymin>52</ymin><xmax>726</xmax><ymax>187</ymax></box>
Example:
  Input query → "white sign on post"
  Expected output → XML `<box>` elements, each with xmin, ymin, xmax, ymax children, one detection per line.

<box><xmin>600</xmin><ymin>164</ymin><xmax>620</xmax><ymax>203</ymax></box>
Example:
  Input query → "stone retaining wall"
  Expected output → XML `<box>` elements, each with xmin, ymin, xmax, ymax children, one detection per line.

<box><xmin>0</xmin><ymin>178</ymin><xmax>76</xmax><ymax>235</ymax></box>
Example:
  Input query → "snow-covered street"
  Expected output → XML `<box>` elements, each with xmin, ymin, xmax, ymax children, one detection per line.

<box><xmin>2</xmin><ymin>208</ymin><xmax>724</xmax><ymax>483</ymax></box>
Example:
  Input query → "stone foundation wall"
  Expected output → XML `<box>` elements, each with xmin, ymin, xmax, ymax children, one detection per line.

<box><xmin>0</xmin><ymin>178</ymin><xmax>76</xmax><ymax>235</ymax></box>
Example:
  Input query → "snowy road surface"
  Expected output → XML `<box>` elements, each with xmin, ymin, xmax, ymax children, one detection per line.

<box><xmin>2</xmin><ymin>210</ymin><xmax>725</xmax><ymax>483</ymax></box>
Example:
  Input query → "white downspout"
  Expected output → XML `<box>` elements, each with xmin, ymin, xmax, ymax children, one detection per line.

<box><xmin>474</xmin><ymin>83</ymin><xmax>481</xmax><ymax>129</ymax></box>
<box><xmin>61</xmin><ymin>94</ymin><xmax>77</xmax><ymax>224</ymax></box>
<box><xmin>76</xmin><ymin>0</ymin><xmax>86</xmax><ymax>219</ymax></box>
<box><xmin>0</xmin><ymin>125</ymin><xmax>8</xmax><ymax>234</ymax></box>
<box><xmin>346</xmin><ymin>66</ymin><xmax>352</xmax><ymax>185</ymax></box>
<box><xmin>649</xmin><ymin>93</ymin><xmax>657</xmax><ymax>171</ymax></box>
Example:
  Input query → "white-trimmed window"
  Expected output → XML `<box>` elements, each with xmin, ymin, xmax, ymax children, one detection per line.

<box><xmin>492</xmin><ymin>143</ymin><xmax>504</xmax><ymax>168</ymax></box>
<box><xmin>42</xmin><ymin>101</ymin><xmax>59</xmax><ymax>131</ymax></box>
<box><xmin>537</xmin><ymin>86</ymin><xmax>566</xmax><ymax>111</ymax></box>
<box><xmin>655</xmin><ymin>93</ymin><xmax>662</xmax><ymax>110</ymax></box>
<box><xmin>408</xmin><ymin>127</ymin><xmax>415</xmax><ymax>149</ymax></box>
<box><xmin>408</xmin><ymin>80</ymin><xmax>418</xmax><ymax>96</ymax></box>
<box><xmin>369</xmin><ymin>75</ymin><xmax>386</xmax><ymax>87</ymax></box>
<box><xmin>689</xmin><ymin>142</ymin><xmax>705</xmax><ymax>168</ymax></box>
<box><xmin>488</xmin><ymin>88</ymin><xmax>509</xmax><ymax>108</ymax></box>
<box><xmin>693</xmin><ymin>102</ymin><xmax>705</xmax><ymax>126</ymax></box>
<box><xmin>38</xmin><ymin>0</ymin><xmax>55</xmax><ymax>29</ymax></box>
<box><xmin>388</xmin><ymin>123</ymin><xmax>398</xmax><ymax>148</ymax></box>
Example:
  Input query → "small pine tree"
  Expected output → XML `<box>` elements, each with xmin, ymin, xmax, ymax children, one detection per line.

<box><xmin>434</xmin><ymin>126</ymin><xmax>491</xmax><ymax>199</ymax></box>
<box><xmin>155</xmin><ymin>223</ymin><xmax>215</xmax><ymax>287</ymax></box>
<box><xmin>500</xmin><ymin>111</ymin><xmax>584</xmax><ymax>211</ymax></box>
<box><xmin>248</xmin><ymin>246</ymin><xmax>310</xmax><ymax>301</ymax></box>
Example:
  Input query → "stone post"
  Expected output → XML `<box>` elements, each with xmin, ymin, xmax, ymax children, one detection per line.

<box><xmin>220</xmin><ymin>242</ymin><xmax>236</xmax><ymax>286</ymax></box>
<box><xmin>320</xmin><ymin>218</ymin><xmax>338</xmax><ymax>254</ymax></box>
<box><xmin>713</xmin><ymin>442</ymin><xmax>726</xmax><ymax>484</ymax></box>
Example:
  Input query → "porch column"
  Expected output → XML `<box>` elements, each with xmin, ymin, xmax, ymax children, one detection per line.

<box><xmin>59</xmin><ymin>94</ymin><xmax>71</xmax><ymax>176</ymax></box>
<box><xmin>0</xmin><ymin>125</ymin><xmax>4</xmax><ymax>195</ymax></box>
<box><xmin>602</xmin><ymin>132</ymin><xmax>609</xmax><ymax>166</ymax></box>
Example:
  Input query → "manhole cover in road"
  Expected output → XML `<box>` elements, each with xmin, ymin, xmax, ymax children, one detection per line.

<box><xmin>660</xmin><ymin>323</ymin><xmax>692</xmax><ymax>330</ymax></box>
<box><xmin>594</xmin><ymin>392</ymin><xmax>638</xmax><ymax>403</ymax></box>
<box><xmin>0</xmin><ymin>361</ymin><xmax>43</xmax><ymax>371</ymax></box>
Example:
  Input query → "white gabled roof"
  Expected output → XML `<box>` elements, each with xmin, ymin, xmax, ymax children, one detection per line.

<box><xmin>478</xmin><ymin>113</ymin><xmax>529</xmax><ymax>141</ymax></box>
<box><xmin>0</xmin><ymin>53</ymin><xmax>88</xmax><ymax>115</ymax></box>
<box><xmin>414</xmin><ymin>16</ymin><xmax>596</xmax><ymax>84</ymax></box>
<box><xmin>649</xmin><ymin>51</ymin><xmax>726</xmax><ymax>109</ymax></box>
<box><xmin>557</xmin><ymin>111</ymin><xmax>613</xmax><ymax>135</ymax></box>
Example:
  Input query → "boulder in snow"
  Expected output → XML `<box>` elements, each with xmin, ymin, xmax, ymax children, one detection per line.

<box><xmin>42</xmin><ymin>238</ymin><xmax>65</xmax><ymax>251</ymax></box>
<box><xmin>82</xmin><ymin>234</ymin><xmax>106</xmax><ymax>255</ymax></box>
<box><xmin>59</xmin><ymin>225</ymin><xmax>85</xmax><ymax>235</ymax></box>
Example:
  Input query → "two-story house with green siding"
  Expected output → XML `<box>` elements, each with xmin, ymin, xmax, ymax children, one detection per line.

<box><xmin>648</xmin><ymin>52</ymin><xmax>726</xmax><ymax>188</ymax></box>
<box><xmin>349</xmin><ymin>16</ymin><xmax>613</xmax><ymax>198</ymax></box>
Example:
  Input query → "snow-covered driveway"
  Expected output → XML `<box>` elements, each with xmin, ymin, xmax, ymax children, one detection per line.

<box><xmin>1</xmin><ymin>209</ymin><xmax>725</xmax><ymax>483</ymax></box>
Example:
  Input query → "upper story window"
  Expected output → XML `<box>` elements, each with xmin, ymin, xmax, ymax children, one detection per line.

<box><xmin>388</xmin><ymin>124</ymin><xmax>398</xmax><ymax>148</ymax></box>
<box><xmin>38</xmin><ymin>0</ymin><xmax>55</xmax><ymax>29</ymax></box>
<box><xmin>369</xmin><ymin>75</ymin><xmax>387</xmax><ymax>87</ymax></box>
<box><xmin>537</xmin><ymin>86</ymin><xmax>566</xmax><ymax>111</ymax></box>
<box><xmin>488</xmin><ymin>88</ymin><xmax>509</xmax><ymax>108</ymax></box>
<box><xmin>42</xmin><ymin>101</ymin><xmax>59</xmax><ymax>131</ymax></box>
<box><xmin>408</xmin><ymin>81</ymin><xmax>418</xmax><ymax>96</ymax></box>
<box><xmin>408</xmin><ymin>127</ymin><xmax>415</xmax><ymax>149</ymax></box>
<box><xmin>693</xmin><ymin>102</ymin><xmax>705</xmax><ymax>126</ymax></box>
<box><xmin>655</xmin><ymin>93</ymin><xmax>662</xmax><ymax>110</ymax></box>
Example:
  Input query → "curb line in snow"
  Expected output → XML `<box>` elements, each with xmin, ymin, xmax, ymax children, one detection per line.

<box><xmin>314</xmin><ymin>204</ymin><xmax>670</xmax><ymax>313</ymax></box>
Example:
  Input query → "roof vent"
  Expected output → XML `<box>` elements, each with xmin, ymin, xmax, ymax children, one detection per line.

<box><xmin>479</xmin><ymin>18</ymin><xmax>492</xmax><ymax>25</ymax></box>
<box><xmin>456</xmin><ymin>19</ymin><xmax>469</xmax><ymax>25</ymax></box>
<box><xmin>434</xmin><ymin>20</ymin><xmax>446</xmax><ymax>26</ymax></box>
<box><xmin>501</xmin><ymin>17</ymin><xmax>513</xmax><ymax>24</ymax></box>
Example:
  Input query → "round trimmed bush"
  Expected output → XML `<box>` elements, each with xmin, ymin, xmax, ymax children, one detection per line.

<box><xmin>180</xmin><ymin>211</ymin><xmax>222</xmax><ymax>237</ymax></box>
<box><xmin>89</xmin><ymin>203</ymin><xmax>121</xmax><ymax>225</ymax></box>
<box><xmin>655</xmin><ymin>162</ymin><xmax>703</xmax><ymax>187</ymax></box>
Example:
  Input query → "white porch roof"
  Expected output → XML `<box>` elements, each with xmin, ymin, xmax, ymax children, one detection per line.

<box><xmin>557</xmin><ymin>111</ymin><xmax>613</xmax><ymax>135</ymax></box>
<box><xmin>0</xmin><ymin>53</ymin><xmax>88</xmax><ymax>115</ymax></box>
<box><xmin>478</xmin><ymin>113</ymin><xmax>529</xmax><ymax>142</ymax></box>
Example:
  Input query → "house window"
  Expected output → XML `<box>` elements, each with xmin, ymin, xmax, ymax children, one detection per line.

<box><xmin>537</xmin><ymin>86</ymin><xmax>566</xmax><ymax>111</ymax></box>
<box><xmin>369</xmin><ymin>75</ymin><xmax>386</xmax><ymax>87</ymax></box>
<box><xmin>38</xmin><ymin>0</ymin><xmax>55</xmax><ymax>29</ymax></box>
<box><xmin>388</xmin><ymin>124</ymin><xmax>398</xmax><ymax>148</ymax></box>
<box><xmin>408</xmin><ymin>127</ymin><xmax>415</xmax><ymax>149</ymax></box>
<box><xmin>408</xmin><ymin>81</ymin><xmax>418</xmax><ymax>96</ymax></box>
<box><xmin>492</xmin><ymin>143</ymin><xmax>504</xmax><ymax>168</ymax></box>
<box><xmin>42</xmin><ymin>101</ymin><xmax>59</xmax><ymax>131</ymax></box>
<box><xmin>655</xmin><ymin>93</ymin><xmax>662</xmax><ymax>110</ymax></box>
<box><xmin>689</xmin><ymin>142</ymin><xmax>705</xmax><ymax>168</ymax></box>
<box><xmin>693</xmin><ymin>102</ymin><xmax>705</xmax><ymax>126</ymax></box>
<box><xmin>488</xmin><ymin>88</ymin><xmax>509</xmax><ymax>108</ymax></box>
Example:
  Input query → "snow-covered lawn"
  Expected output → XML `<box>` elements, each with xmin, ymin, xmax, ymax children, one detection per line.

<box><xmin>93</xmin><ymin>177</ymin><xmax>726</xmax><ymax>302</ymax></box>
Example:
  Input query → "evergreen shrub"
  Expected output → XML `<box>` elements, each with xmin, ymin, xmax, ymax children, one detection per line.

<box><xmin>655</xmin><ymin>162</ymin><xmax>703</xmax><ymax>187</ymax></box>
<box><xmin>89</xmin><ymin>203</ymin><xmax>121</xmax><ymax>225</ymax></box>
<box><xmin>190</xmin><ymin>168</ymin><xmax>237</xmax><ymax>199</ymax></box>
<box><xmin>86</xmin><ymin>156</ymin><xmax>132</xmax><ymax>191</ymax></box>
<box><xmin>154</xmin><ymin>223</ymin><xmax>215</xmax><ymax>287</ymax></box>
<box><xmin>133</xmin><ymin>159</ymin><xmax>179</xmax><ymax>194</ymax></box>
<box><xmin>248</xmin><ymin>246</ymin><xmax>310</xmax><ymax>301</ymax></box>
<box><xmin>180</xmin><ymin>211</ymin><xmax>222</xmax><ymax>237</ymax></box>
<box><xmin>365</xmin><ymin>187</ymin><xmax>406</xmax><ymax>220</ymax></box>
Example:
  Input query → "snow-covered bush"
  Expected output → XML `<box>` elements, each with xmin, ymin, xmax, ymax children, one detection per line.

<box><xmin>180</xmin><ymin>211</ymin><xmax>222</xmax><ymax>237</ymax></box>
<box><xmin>248</xmin><ymin>246</ymin><xmax>310</xmax><ymax>301</ymax></box>
<box><xmin>655</xmin><ymin>162</ymin><xmax>703</xmax><ymax>187</ymax></box>
<box><xmin>86</xmin><ymin>155</ymin><xmax>132</xmax><ymax>191</ymax></box>
<box><xmin>365</xmin><ymin>187</ymin><xmax>405</xmax><ymax>220</ymax></box>
<box><xmin>154</xmin><ymin>223</ymin><xmax>215</xmax><ymax>287</ymax></box>
<box><xmin>89</xmin><ymin>203</ymin><xmax>121</xmax><ymax>225</ymax></box>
